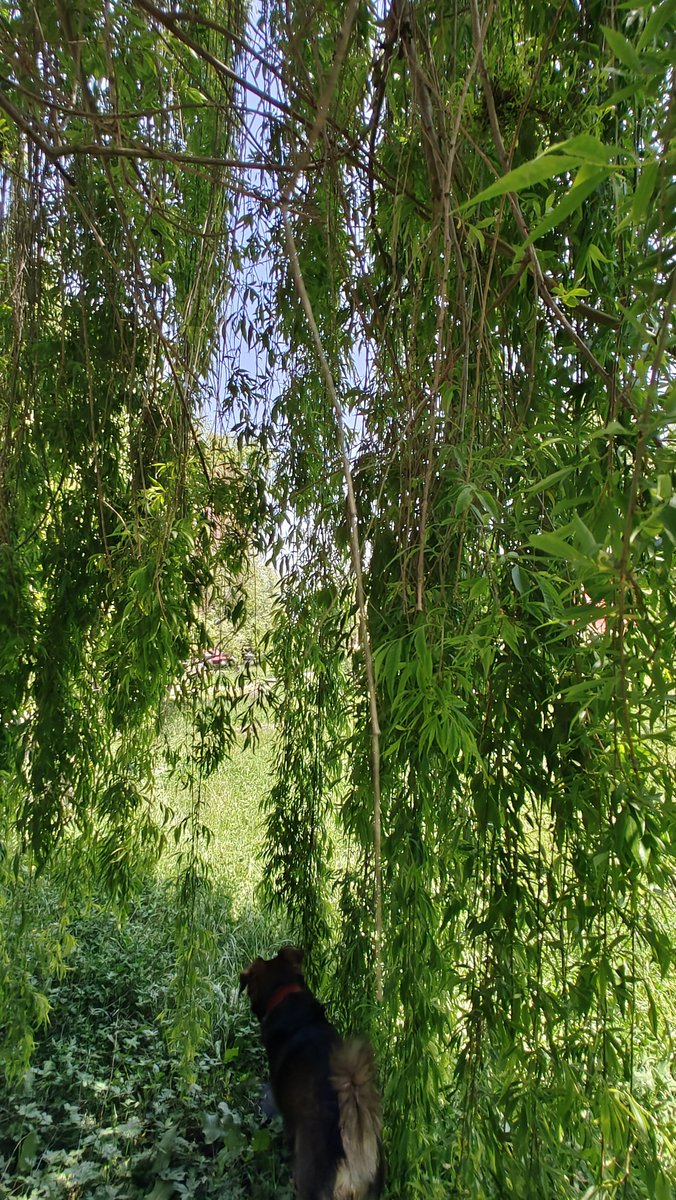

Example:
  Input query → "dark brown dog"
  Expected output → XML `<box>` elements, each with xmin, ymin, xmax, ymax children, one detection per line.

<box><xmin>240</xmin><ymin>947</ymin><xmax>383</xmax><ymax>1200</ymax></box>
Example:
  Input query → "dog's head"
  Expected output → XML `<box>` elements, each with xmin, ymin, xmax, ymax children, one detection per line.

<box><xmin>239</xmin><ymin>945</ymin><xmax>306</xmax><ymax>1020</ymax></box>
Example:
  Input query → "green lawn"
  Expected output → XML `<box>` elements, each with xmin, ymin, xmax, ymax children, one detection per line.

<box><xmin>155</xmin><ymin>720</ymin><xmax>275</xmax><ymax>911</ymax></box>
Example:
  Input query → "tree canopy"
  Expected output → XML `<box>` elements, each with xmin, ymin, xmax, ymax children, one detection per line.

<box><xmin>1</xmin><ymin>0</ymin><xmax>674</xmax><ymax>1196</ymax></box>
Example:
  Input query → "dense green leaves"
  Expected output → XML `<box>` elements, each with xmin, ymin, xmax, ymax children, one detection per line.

<box><xmin>250</xmin><ymin>1</ymin><xmax>676</xmax><ymax>1196</ymax></box>
<box><xmin>1</xmin><ymin>0</ymin><xmax>675</xmax><ymax>1197</ymax></box>
<box><xmin>0</xmin><ymin>885</ymin><xmax>294</xmax><ymax>1200</ymax></box>
<box><xmin>0</xmin><ymin>0</ymin><xmax>267</xmax><ymax>1075</ymax></box>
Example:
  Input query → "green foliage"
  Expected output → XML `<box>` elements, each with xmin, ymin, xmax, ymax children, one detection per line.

<box><xmin>1</xmin><ymin>730</ymin><xmax>289</xmax><ymax>1198</ymax></box>
<box><xmin>1</xmin><ymin>0</ymin><xmax>675</xmax><ymax>1197</ymax></box>
<box><xmin>261</xmin><ymin>556</ymin><xmax>353</xmax><ymax>961</ymax></box>
<box><xmin>0</xmin><ymin>0</ymin><xmax>269</xmax><ymax>1074</ymax></box>
<box><xmin>0</xmin><ymin>890</ymin><xmax>293</xmax><ymax>1200</ymax></box>
<box><xmin>239</xmin><ymin>1</ymin><xmax>676</xmax><ymax>1195</ymax></box>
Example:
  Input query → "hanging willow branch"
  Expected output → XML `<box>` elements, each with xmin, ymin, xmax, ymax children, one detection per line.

<box><xmin>2</xmin><ymin>1</ymin><xmax>675</xmax><ymax>1193</ymax></box>
<box><xmin>279</xmin><ymin>0</ymin><xmax>383</xmax><ymax>1000</ymax></box>
<box><xmin>281</xmin><ymin>212</ymin><xmax>384</xmax><ymax>1001</ymax></box>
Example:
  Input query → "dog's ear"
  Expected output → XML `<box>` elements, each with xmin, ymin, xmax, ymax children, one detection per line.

<box><xmin>277</xmin><ymin>945</ymin><xmax>304</xmax><ymax>972</ymax></box>
<box><xmin>239</xmin><ymin>959</ymin><xmax>261</xmax><ymax>993</ymax></box>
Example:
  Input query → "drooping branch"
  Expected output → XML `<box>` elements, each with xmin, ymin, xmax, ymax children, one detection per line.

<box><xmin>468</xmin><ymin>0</ymin><xmax>631</xmax><ymax>406</ymax></box>
<box><xmin>279</xmin><ymin>0</ymin><xmax>384</xmax><ymax>1000</ymax></box>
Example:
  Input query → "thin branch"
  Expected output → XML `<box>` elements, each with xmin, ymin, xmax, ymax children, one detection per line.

<box><xmin>0</xmin><ymin>70</ymin><xmax>237</xmax><ymax>124</ymax></box>
<box><xmin>0</xmin><ymin>87</ymin><xmax>74</xmax><ymax>184</ymax></box>
<box><xmin>170</xmin><ymin>7</ymin><xmax>290</xmax><ymax>92</ymax></box>
<box><xmin>280</xmin><ymin>0</ymin><xmax>384</xmax><ymax>1000</ymax></box>
<box><xmin>281</xmin><ymin>0</ymin><xmax>360</xmax><ymax>201</ymax></box>
<box><xmin>0</xmin><ymin>91</ymin><xmax>288</xmax><ymax>174</ymax></box>
<box><xmin>131</xmin><ymin>0</ymin><xmax>298</xmax><ymax>122</ymax></box>
<box><xmin>283</xmin><ymin>209</ymin><xmax>383</xmax><ymax>1003</ymax></box>
<box><xmin>415</xmin><ymin>1</ymin><xmax>495</xmax><ymax>611</ymax></box>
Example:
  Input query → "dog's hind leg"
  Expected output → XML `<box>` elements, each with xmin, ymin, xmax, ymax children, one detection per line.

<box><xmin>292</xmin><ymin>1131</ymin><xmax>337</xmax><ymax>1200</ymax></box>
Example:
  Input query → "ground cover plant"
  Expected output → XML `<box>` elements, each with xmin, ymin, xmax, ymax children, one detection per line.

<box><xmin>0</xmin><ymin>731</ymin><xmax>295</xmax><ymax>1200</ymax></box>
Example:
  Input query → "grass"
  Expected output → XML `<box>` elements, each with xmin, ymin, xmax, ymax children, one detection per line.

<box><xmin>0</xmin><ymin>720</ymin><xmax>293</xmax><ymax>1200</ymax></box>
<box><xmin>155</xmin><ymin>718</ymin><xmax>276</xmax><ymax>912</ymax></box>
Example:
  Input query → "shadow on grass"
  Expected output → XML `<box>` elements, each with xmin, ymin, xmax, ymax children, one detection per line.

<box><xmin>0</xmin><ymin>877</ymin><xmax>293</xmax><ymax>1200</ymax></box>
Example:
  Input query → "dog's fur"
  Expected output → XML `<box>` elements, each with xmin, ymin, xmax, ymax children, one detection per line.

<box><xmin>239</xmin><ymin>947</ymin><xmax>382</xmax><ymax>1200</ymax></box>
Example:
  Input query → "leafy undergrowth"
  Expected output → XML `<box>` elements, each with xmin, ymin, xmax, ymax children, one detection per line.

<box><xmin>0</xmin><ymin>889</ymin><xmax>292</xmax><ymax>1200</ymax></box>
<box><xmin>1</xmin><ymin>725</ymin><xmax>292</xmax><ymax>1200</ymax></box>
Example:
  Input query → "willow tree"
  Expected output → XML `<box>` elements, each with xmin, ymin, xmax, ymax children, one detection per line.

<box><xmin>0</xmin><ymin>0</ymin><xmax>268</xmax><ymax>1075</ymax></box>
<box><xmin>1</xmin><ymin>1</ymin><xmax>674</xmax><ymax>1197</ymax></box>
<box><xmin>246</xmin><ymin>3</ymin><xmax>675</xmax><ymax>1197</ymax></box>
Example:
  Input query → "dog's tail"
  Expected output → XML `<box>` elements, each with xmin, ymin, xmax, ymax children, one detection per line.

<box><xmin>330</xmin><ymin>1038</ymin><xmax>382</xmax><ymax>1195</ymax></box>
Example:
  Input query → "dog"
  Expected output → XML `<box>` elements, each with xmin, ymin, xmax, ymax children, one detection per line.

<box><xmin>239</xmin><ymin>946</ymin><xmax>383</xmax><ymax>1200</ymax></box>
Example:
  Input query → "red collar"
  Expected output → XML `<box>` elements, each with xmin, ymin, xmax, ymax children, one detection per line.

<box><xmin>265</xmin><ymin>982</ymin><xmax>304</xmax><ymax>1016</ymax></box>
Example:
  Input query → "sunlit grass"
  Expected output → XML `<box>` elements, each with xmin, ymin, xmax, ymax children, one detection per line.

<box><xmin>155</xmin><ymin>715</ymin><xmax>276</xmax><ymax>911</ymax></box>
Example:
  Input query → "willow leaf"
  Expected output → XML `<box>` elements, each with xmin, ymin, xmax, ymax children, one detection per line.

<box><xmin>528</xmin><ymin>533</ymin><xmax>589</xmax><ymax>562</ymax></box>
<box><xmin>461</xmin><ymin>154</ymin><xmax>582</xmax><ymax>210</ymax></box>
<box><xmin>462</xmin><ymin>135</ymin><xmax>622</xmax><ymax>212</ymax></box>
<box><xmin>602</xmin><ymin>24</ymin><xmax>644</xmax><ymax>71</ymax></box>
<box><xmin>525</xmin><ymin>165</ymin><xmax>610</xmax><ymax>246</ymax></box>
